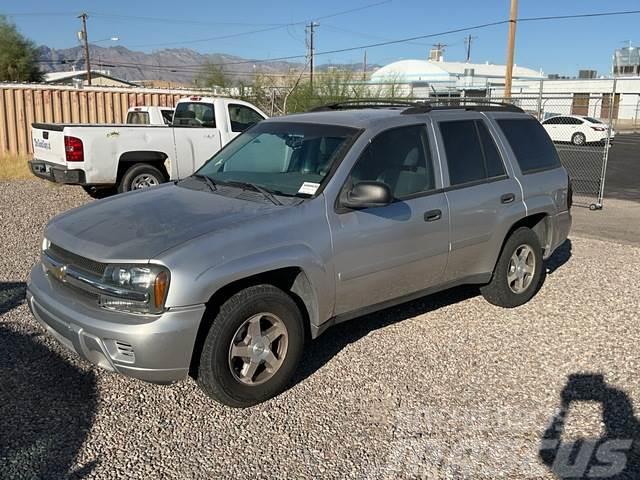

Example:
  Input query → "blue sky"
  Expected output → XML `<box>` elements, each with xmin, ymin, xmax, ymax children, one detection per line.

<box><xmin>3</xmin><ymin>0</ymin><xmax>639</xmax><ymax>76</ymax></box>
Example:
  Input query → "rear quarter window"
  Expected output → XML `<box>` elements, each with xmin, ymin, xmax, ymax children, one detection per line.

<box><xmin>497</xmin><ymin>118</ymin><xmax>561</xmax><ymax>174</ymax></box>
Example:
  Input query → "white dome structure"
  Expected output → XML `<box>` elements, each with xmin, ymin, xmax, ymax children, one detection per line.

<box><xmin>370</xmin><ymin>59</ymin><xmax>451</xmax><ymax>83</ymax></box>
<box><xmin>369</xmin><ymin>58</ymin><xmax>544</xmax><ymax>86</ymax></box>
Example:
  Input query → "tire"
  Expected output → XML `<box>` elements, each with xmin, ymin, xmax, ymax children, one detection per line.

<box><xmin>480</xmin><ymin>227</ymin><xmax>544</xmax><ymax>308</ymax></box>
<box><xmin>82</xmin><ymin>186</ymin><xmax>116</xmax><ymax>199</ymax></box>
<box><xmin>571</xmin><ymin>132</ymin><xmax>586</xmax><ymax>146</ymax></box>
<box><xmin>117</xmin><ymin>163</ymin><xmax>165</xmax><ymax>193</ymax></box>
<box><xmin>197</xmin><ymin>284</ymin><xmax>305</xmax><ymax>408</ymax></box>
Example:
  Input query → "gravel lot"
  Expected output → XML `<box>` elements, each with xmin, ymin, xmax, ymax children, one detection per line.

<box><xmin>1</xmin><ymin>180</ymin><xmax>639</xmax><ymax>479</ymax></box>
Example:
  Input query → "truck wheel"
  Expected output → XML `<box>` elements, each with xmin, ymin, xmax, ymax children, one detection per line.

<box><xmin>118</xmin><ymin>163</ymin><xmax>165</xmax><ymax>193</ymax></box>
<box><xmin>82</xmin><ymin>186</ymin><xmax>116</xmax><ymax>199</ymax></box>
<box><xmin>197</xmin><ymin>285</ymin><xmax>305</xmax><ymax>408</ymax></box>
<box><xmin>480</xmin><ymin>227</ymin><xmax>544</xmax><ymax>308</ymax></box>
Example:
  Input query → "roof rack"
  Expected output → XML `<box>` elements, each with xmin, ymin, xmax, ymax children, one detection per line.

<box><xmin>402</xmin><ymin>101</ymin><xmax>524</xmax><ymax>115</ymax></box>
<box><xmin>307</xmin><ymin>99</ymin><xmax>524</xmax><ymax>115</ymax></box>
<box><xmin>308</xmin><ymin>100</ymin><xmax>419</xmax><ymax>112</ymax></box>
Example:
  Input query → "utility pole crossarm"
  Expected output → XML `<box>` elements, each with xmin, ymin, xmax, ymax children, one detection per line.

<box><xmin>78</xmin><ymin>12</ymin><xmax>92</xmax><ymax>86</ymax></box>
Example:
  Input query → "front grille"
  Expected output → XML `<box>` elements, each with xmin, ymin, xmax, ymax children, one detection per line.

<box><xmin>47</xmin><ymin>243</ymin><xmax>106</xmax><ymax>277</ymax></box>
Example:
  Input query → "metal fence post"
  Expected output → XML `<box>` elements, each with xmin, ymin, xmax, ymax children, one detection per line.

<box><xmin>595</xmin><ymin>78</ymin><xmax>617</xmax><ymax>210</ymax></box>
<box><xmin>536</xmin><ymin>79</ymin><xmax>544</xmax><ymax>120</ymax></box>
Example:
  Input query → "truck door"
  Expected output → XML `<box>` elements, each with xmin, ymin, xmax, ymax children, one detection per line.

<box><xmin>172</xmin><ymin>101</ymin><xmax>222</xmax><ymax>178</ymax></box>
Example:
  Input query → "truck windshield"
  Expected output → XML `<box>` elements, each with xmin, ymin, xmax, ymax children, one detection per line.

<box><xmin>196</xmin><ymin>122</ymin><xmax>359</xmax><ymax>197</ymax></box>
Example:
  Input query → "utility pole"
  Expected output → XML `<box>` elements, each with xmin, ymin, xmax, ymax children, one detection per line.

<box><xmin>504</xmin><ymin>0</ymin><xmax>518</xmax><ymax>99</ymax></box>
<box><xmin>78</xmin><ymin>13</ymin><xmax>92</xmax><ymax>85</ymax></box>
<box><xmin>363</xmin><ymin>50</ymin><xmax>367</xmax><ymax>81</ymax></box>
<box><xmin>464</xmin><ymin>35</ymin><xmax>477</xmax><ymax>63</ymax></box>
<box><xmin>306</xmin><ymin>22</ymin><xmax>319</xmax><ymax>94</ymax></box>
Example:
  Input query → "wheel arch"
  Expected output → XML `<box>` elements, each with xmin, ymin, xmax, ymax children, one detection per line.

<box><xmin>188</xmin><ymin>266</ymin><xmax>318</xmax><ymax>377</ymax></box>
<box><xmin>116</xmin><ymin>150</ymin><xmax>170</xmax><ymax>182</ymax></box>
<box><xmin>504</xmin><ymin>212</ymin><xmax>552</xmax><ymax>258</ymax></box>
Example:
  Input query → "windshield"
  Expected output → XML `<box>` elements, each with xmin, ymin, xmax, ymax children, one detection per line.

<box><xmin>196</xmin><ymin>122</ymin><xmax>359</xmax><ymax>196</ymax></box>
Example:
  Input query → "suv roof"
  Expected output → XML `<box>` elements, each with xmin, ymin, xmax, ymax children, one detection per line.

<box><xmin>268</xmin><ymin>101</ymin><xmax>525</xmax><ymax>129</ymax></box>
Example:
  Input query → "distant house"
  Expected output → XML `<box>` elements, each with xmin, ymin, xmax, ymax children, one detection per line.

<box><xmin>43</xmin><ymin>69</ymin><xmax>137</xmax><ymax>87</ymax></box>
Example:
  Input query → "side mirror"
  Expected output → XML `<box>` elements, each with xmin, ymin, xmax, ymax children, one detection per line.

<box><xmin>341</xmin><ymin>181</ymin><xmax>392</xmax><ymax>209</ymax></box>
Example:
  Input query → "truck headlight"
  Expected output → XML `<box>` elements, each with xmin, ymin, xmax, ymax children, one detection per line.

<box><xmin>100</xmin><ymin>264</ymin><xmax>170</xmax><ymax>314</ymax></box>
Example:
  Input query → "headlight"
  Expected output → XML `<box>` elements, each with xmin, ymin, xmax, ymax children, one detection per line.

<box><xmin>41</xmin><ymin>237</ymin><xmax>50</xmax><ymax>252</ymax></box>
<box><xmin>99</xmin><ymin>264</ymin><xmax>170</xmax><ymax>314</ymax></box>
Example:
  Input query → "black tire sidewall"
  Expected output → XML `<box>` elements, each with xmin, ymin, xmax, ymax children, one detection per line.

<box><xmin>198</xmin><ymin>286</ymin><xmax>304</xmax><ymax>407</ymax></box>
<box><xmin>483</xmin><ymin>227</ymin><xmax>544</xmax><ymax>308</ymax></box>
<box><xmin>119</xmin><ymin>164</ymin><xmax>164</xmax><ymax>193</ymax></box>
<box><xmin>572</xmin><ymin>132</ymin><xmax>586</xmax><ymax>145</ymax></box>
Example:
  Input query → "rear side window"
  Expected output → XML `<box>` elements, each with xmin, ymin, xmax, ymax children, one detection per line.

<box><xmin>497</xmin><ymin>118</ymin><xmax>561</xmax><ymax>173</ymax></box>
<box><xmin>439</xmin><ymin>120</ymin><xmax>506</xmax><ymax>186</ymax></box>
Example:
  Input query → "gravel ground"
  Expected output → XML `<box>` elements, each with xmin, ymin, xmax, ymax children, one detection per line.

<box><xmin>1</xmin><ymin>180</ymin><xmax>639</xmax><ymax>479</ymax></box>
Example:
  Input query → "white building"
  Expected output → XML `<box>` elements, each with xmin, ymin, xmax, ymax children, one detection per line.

<box><xmin>369</xmin><ymin>58</ymin><xmax>544</xmax><ymax>97</ymax></box>
<box><xmin>498</xmin><ymin>78</ymin><xmax>640</xmax><ymax>123</ymax></box>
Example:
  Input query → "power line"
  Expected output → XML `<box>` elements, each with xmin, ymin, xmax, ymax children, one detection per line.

<box><xmin>35</xmin><ymin>7</ymin><xmax>640</xmax><ymax>74</ymax></box>
<box><xmin>118</xmin><ymin>0</ymin><xmax>391</xmax><ymax>49</ymax></box>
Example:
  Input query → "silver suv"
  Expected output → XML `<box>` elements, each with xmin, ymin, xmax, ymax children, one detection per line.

<box><xmin>27</xmin><ymin>101</ymin><xmax>572</xmax><ymax>407</ymax></box>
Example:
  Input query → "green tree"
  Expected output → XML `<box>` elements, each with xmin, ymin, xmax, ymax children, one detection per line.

<box><xmin>0</xmin><ymin>16</ymin><xmax>42</xmax><ymax>82</ymax></box>
<box><xmin>196</xmin><ymin>63</ymin><xmax>229</xmax><ymax>90</ymax></box>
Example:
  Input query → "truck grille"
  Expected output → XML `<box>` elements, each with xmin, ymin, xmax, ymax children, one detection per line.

<box><xmin>47</xmin><ymin>244</ymin><xmax>106</xmax><ymax>277</ymax></box>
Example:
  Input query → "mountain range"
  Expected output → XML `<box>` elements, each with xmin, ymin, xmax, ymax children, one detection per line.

<box><xmin>37</xmin><ymin>45</ymin><xmax>375</xmax><ymax>85</ymax></box>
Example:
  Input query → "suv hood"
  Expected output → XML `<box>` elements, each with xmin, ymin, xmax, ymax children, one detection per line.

<box><xmin>46</xmin><ymin>183</ymin><xmax>282</xmax><ymax>262</ymax></box>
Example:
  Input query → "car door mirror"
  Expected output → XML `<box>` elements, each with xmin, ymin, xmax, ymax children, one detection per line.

<box><xmin>341</xmin><ymin>181</ymin><xmax>393</xmax><ymax>209</ymax></box>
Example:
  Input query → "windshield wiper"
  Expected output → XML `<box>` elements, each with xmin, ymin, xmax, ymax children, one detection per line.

<box><xmin>192</xmin><ymin>174</ymin><xmax>217</xmax><ymax>192</ymax></box>
<box><xmin>226</xmin><ymin>180</ymin><xmax>282</xmax><ymax>206</ymax></box>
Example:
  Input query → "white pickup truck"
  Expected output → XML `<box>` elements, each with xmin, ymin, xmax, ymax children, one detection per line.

<box><xmin>126</xmin><ymin>106</ymin><xmax>174</xmax><ymax>125</ymax></box>
<box><xmin>29</xmin><ymin>97</ymin><xmax>267</xmax><ymax>197</ymax></box>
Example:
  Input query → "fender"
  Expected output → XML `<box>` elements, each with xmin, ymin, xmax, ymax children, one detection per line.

<box><xmin>167</xmin><ymin>244</ymin><xmax>333</xmax><ymax>330</ymax></box>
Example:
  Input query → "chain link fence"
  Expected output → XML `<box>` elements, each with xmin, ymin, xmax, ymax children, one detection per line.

<box><xmin>244</xmin><ymin>89</ymin><xmax>619</xmax><ymax>209</ymax></box>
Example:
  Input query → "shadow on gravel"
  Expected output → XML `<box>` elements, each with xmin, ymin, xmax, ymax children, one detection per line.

<box><xmin>0</xmin><ymin>283</ymin><xmax>99</xmax><ymax>479</ymax></box>
<box><xmin>546</xmin><ymin>239</ymin><xmax>572</xmax><ymax>275</ymax></box>
<box><xmin>539</xmin><ymin>373</ymin><xmax>640</xmax><ymax>479</ymax></box>
<box><xmin>0</xmin><ymin>281</ymin><xmax>27</xmax><ymax>315</ymax></box>
<box><xmin>295</xmin><ymin>284</ymin><xmax>479</xmax><ymax>386</ymax></box>
<box><xmin>295</xmin><ymin>239</ymin><xmax>572</xmax><ymax>387</ymax></box>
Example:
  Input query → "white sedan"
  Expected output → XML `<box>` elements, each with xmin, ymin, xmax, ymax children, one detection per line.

<box><xmin>541</xmin><ymin>115</ymin><xmax>615</xmax><ymax>146</ymax></box>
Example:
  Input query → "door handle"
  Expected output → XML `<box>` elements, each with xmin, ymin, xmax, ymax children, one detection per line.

<box><xmin>424</xmin><ymin>209</ymin><xmax>442</xmax><ymax>222</ymax></box>
<box><xmin>501</xmin><ymin>193</ymin><xmax>516</xmax><ymax>204</ymax></box>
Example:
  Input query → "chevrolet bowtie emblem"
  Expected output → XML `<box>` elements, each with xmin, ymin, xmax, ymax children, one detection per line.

<box><xmin>50</xmin><ymin>264</ymin><xmax>67</xmax><ymax>282</ymax></box>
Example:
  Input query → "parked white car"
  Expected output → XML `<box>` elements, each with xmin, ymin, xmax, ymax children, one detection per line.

<box><xmin>541</xmin><ymin>115</ymin><xmax>615</xmax><ymax>146</ymax></box>
<box><xmin>126</xmin><ymin>106</ymin><xmax>174</xmax><ymax>125</ymax></box>
<box><xmin>30</xmin><ymin>97</ymin><xmax>267</xmax><ymax>197</ymax></box>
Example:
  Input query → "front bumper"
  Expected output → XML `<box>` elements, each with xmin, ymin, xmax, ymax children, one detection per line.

<box><xmin>27</xmin><ymin>263</ymin><xmax>205</xmax><ymax>383</ymax></box>
<box><xmin>29</xmin><ymin>159</ymin><xmax>86</xmax><ymax>185</ymax></box>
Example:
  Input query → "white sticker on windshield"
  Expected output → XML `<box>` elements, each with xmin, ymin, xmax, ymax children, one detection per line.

<box><xmin>298</xmin><ymin>182</ymin><xmax>320</xmax><ymax>195</ymax></box>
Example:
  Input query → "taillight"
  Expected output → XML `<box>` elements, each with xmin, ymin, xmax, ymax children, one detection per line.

<box><xmin>567</xmin><ymin>176</ymin><xmax>573</xmax><ymax>210</ymax></box>
<box><xmin>591</xmin><ymin>126</ymin><xmax>606</xmax><ymax>131</ymax></box>
<box><xmin>64</xmin><ymin>136</ymin><xmax>84</xmax><ymax>162</ymax></box>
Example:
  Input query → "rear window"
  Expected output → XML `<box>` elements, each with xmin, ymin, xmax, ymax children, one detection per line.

<box><xmin>173</xmin><ymin>102</ymin><xmax>216</xmax><ymax>128</ymax></box>
<box><xmin>497</xmin><ymin>118</ymin><xmax>561</xmax><ymax>174</ymax></box>
<box><xmin>126</xmin><ymin>111</ymin><xmax>150</xmax><ymax>124</ymax></box>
